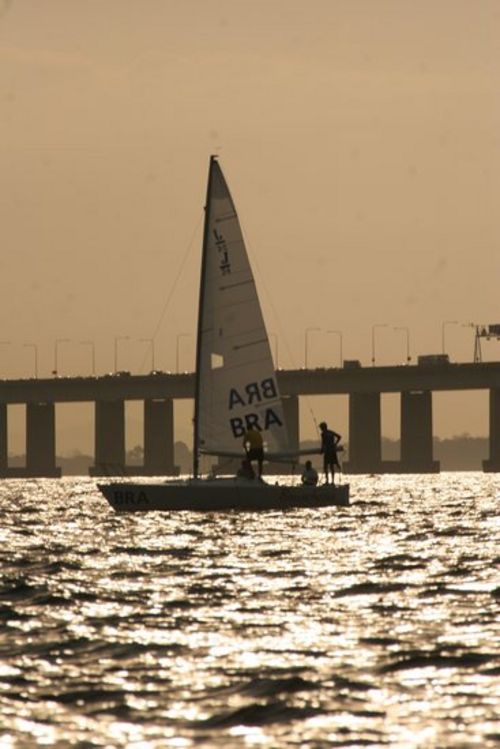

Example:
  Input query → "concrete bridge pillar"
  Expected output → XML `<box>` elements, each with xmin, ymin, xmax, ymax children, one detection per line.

<box><xmin>483</xmin><ymin>388</ymin><xmax>500</xmax><ymax>472</ymax></box>
<box><xmin>90</xmin><ymin>400</ymin><xmax>125</xmax><ymax>475</ymax></box>
<box><xmin>0</xmin><ymin>404</ymin><xmax>7</xmax><ymax>474</ymax></box>
<box><xmin>26</xmin><ymin>402</ymin><xmax>61</xmax><ymax>477</ymax></box>
<box><xmin>400</xmin><ymin>391</ymin><xmax>439</xmax><ymax>473</ymax></box>
<box><xmin>144</xmin><ymin>398</ymin><xmax>177</xmax><ymax>475</ymax></box>
<box><xmin>345</xmin><ymin>392</ymin><xmax>381</xmax><ymax>473</ymax></box>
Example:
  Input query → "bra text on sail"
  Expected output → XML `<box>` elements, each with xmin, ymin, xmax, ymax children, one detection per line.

<box><xmin>229</xmin><ymin>409</ymin><xmax>283</xmax><ymax>438</ymax></box>
<box><xmin>228</xmin><ymin>377</ymin><xmax>283</xmax><ymax>437</ymax></box>
<box><xmin>229</xmin><ymin>378</ymin><xmax>278</xmax><ymax>409</ymax></box>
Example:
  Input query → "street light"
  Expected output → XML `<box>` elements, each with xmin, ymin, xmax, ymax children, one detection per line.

<box><xmin>462</xmin><ymin>323</ymin><xmax>478</xmax><ymax>363</ymax></box>
<box><xmin>371</xmin><ymin>324</ymin><xmax>388</xmax><ymax>366</ymax></box>
<box><xmin>53</xmin><ymin>338</ymin><xmax>70</xmax><ymax>376</ymax></box>
<box><xmin>394</xmin><ymin>326</ymin><xmax>411</xmax><ymax>364</ymax></box>
<box><xmin>24</xmin><ymin>343</ymin><xmax>38</xmax><ymax>378</ymax></box>
<box><xmin>140</xmin><ymin>338</ymin><xmax>156</xmax><ymax>371</ymax></box>
<box><xmin>327</xmin><ymin>330</ymin><xmax>343</xmax><ymax>367</ymax></box>
<box><xmin>114</xmin><ymin>336</ymin><xmax>129</xmax><ymax>373</ymax></box>
<box><xmin>441</xmin><ymin>320</ymin><xmax>458</xmax><ymax>355</ymax></box>
<box><xmin>305</xmin><ymin>327</ymin><xmax>320</xmax><ymax>368</ymax></box>
<box><xmin>176</xmin><ymin>333</ymin><xmax>190</xmax><ymax>373</ymax></box>
<box><xmin>269</xmin><ymin>333</ymin><xmax>279</xmax><ymax>368</ymax></box>
<box><xmin>80</xmin><ymin>340</ymin><xmax>96</xmax><ymax>375</ymax></box>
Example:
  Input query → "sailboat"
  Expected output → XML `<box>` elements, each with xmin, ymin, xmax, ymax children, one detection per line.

<box><xmin>98</xmin><ymin>157</ymin><xmax>349</xmax><ymax>512</ymax></box>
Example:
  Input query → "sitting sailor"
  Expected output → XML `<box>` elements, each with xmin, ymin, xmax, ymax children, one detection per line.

<box><xmin>236</xmin><ymin>459</ymin><xmax>255</xmax><ymax>480</ymax></box>
<box><xmin>301</xmin><ymin>460</ymin><xmax>319</xmax><ymax>486</ymax></box>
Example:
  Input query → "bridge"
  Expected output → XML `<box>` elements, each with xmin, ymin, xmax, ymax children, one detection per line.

<box><xmin>1</xmin><ymin>361</ymin><xmax>499</xmax><ymax>476</ymax></box>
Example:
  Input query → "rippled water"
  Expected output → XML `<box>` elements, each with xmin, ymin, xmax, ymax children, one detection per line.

<box><xmin>0</xmin><ymin>473</ymin><xmax>499</xmax><ymax>748</ymax></box>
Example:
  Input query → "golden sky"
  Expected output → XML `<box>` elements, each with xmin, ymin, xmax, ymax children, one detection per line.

<box><xmin>1</xmin><ymin>0</ymin><xmax>499</xmax><ymax>446</ymax></box>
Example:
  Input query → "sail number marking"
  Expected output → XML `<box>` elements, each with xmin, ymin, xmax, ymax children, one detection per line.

<box><xmin>113</xmin><ymin>490</ymin><xmax>149</xmax><ymax>507</ymax></box>
<box><xmin>228</xmin><ymin>377</ymin><xmax>283</xmax><ymax>437</ymax></box>
<box><xmin>214</xmin><ymin>229</ymin><xmax>231</xmax><ymax>276</ymax></box>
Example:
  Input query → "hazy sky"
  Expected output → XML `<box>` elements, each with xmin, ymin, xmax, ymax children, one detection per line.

<box><xmin>1</xmin><ymin>1</ymin><xmax>499</xmax><ymax>448</ymax></box>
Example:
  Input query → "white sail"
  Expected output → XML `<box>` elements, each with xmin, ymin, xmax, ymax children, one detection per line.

<box><xmin>195</xmin><ymin>157</ymin><xmax>291</xmax><ymax>460</ymax></box>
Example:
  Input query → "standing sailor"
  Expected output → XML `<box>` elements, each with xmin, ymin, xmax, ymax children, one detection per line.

<box><xmin>243</xmin><ymin>425</ymin><xmax>264</xmax><ymax>479</ymax></box>
<box><xmin>319</xmin><ymin>421</ymin><xmax>342</xmax><ymax>485</ymax></box>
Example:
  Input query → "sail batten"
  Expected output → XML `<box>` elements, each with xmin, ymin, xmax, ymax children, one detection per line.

<box><xmin>195</xmin><ymin>157</ymin><xmax>291</xmax><ymax>461</ymax></box>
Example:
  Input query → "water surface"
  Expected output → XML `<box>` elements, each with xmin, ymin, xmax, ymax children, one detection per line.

<box><xmin>0</xmin><ymin>473</ymin><xmax>499</xmax><ymax>747</ymax></box>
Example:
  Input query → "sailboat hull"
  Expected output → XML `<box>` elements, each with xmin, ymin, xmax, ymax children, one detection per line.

<box><xmin>97</xmin><ymin>479</ymin><xmax>350</xmax><ymax>512</ymax></box>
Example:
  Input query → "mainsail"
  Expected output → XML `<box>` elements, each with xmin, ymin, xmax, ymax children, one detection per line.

<box><xmin>194</xmin><ymin>156</ymin><xmax>291</xmax><ymax>471</ymax></box>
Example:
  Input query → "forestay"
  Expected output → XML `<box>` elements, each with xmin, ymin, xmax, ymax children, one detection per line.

<box><xmin>195</xmin><ymin>157</ymin><xmax>291</xmax><ymax>460</ymax></box>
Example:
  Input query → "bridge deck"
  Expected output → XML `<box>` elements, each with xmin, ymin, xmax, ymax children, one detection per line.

<box><xmin>0</xmin><ymin>362</ymin><xmax>499</xmax><ymax>404</ymax></box>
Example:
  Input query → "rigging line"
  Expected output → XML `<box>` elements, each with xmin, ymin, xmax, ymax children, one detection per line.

<box><xmin>138</xmin><ymin>211</ymin><xmax>203</xmax><ymax>373</ymax></box>
<box><xmin>237</xmin><ymin>217</ymin><xmax>297</xmax><ymax>369</ymax></box>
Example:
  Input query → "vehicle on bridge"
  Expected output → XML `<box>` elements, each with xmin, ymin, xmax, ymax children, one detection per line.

<box><xmin>418</xmin><ymin>354</ymin><xmax>450</xmax><ymax>366</ymax></box>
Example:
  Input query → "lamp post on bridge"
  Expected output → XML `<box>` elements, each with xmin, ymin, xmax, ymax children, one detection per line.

<box><xmin>114</xmin><ymin>336</ymin><xmax>129</xmax><ymax>373</ymax></box>
<box><xmin>304</xmin><ymin>327</ymin><xmax>320</xmax><ymax>369</ymax></box>
<box><xmin>24</xmin><ymin>343</ymin><xmax>38</xmax><ymax>378</ymax></box>
<box><xmin>394</xmin><ymin>326</ymin><xmax>411</xmax><ymax>364</ymax></box>
<box><xmin>327</xmin><ymin>330</ymin><xmax>343</xmax><ymax>367</ymax></box>
<box><xmin>462</xmin><ymin>323</ymin><xmax>478</xmax><ymax>363</ymax></box>
<box><xmin>441</xmin><ymin>320</ymin><xmax>458</xmax><ymax>356</ymax></box>
<box><xmin>80</xmin><ymin>340</ymin><xmax>96</xmax><ymax>376</ymax></box>
<box><xmin>371</xmin><ymin>324</ymin><xmax>388</xmax><ymax>366</ymax></box>
<box><xmin>53</xmin><ymin>338</ymin><xmax>70</xmax><ymax>376</ymax></box>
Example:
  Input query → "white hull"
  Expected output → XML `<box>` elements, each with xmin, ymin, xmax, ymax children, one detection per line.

<box><xmin>97</xmin><ymin>478</ymin><xmax>350</xmax><ymax>512</ymax></box>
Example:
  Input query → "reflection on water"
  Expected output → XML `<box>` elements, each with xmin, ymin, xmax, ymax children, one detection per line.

<box><xmin>0</xmin><ymin>474</ymin><xmax>498</xmax><ymax>747</ymax></box>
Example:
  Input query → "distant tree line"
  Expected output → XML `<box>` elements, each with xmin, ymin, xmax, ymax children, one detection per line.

<box><xmin>7</xmin><ymin>434</ymin><xmax>489</xmax><ymax>474</ymax></box>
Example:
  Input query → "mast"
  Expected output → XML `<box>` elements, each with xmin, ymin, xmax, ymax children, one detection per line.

<box><xmin>193</xmin><ymin>155</ymin><xmax>216</xmax><ymax>478</ymax></box>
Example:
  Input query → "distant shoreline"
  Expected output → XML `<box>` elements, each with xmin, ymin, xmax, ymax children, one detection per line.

<box><xmin>6</xmin><ymin>435</ymin><xmax>490</xmax><ymax>475</ymax></box>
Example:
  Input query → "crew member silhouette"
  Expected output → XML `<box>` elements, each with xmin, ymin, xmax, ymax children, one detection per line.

<box><xmin>319</xmin><ymin>421</ymin><xmax>341</xmax><ymax>485</ymax></box>
<box><xmin>243</xmin><ymin>425</ymin><xmax>264</xmax><ymax>479</ymax></box>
